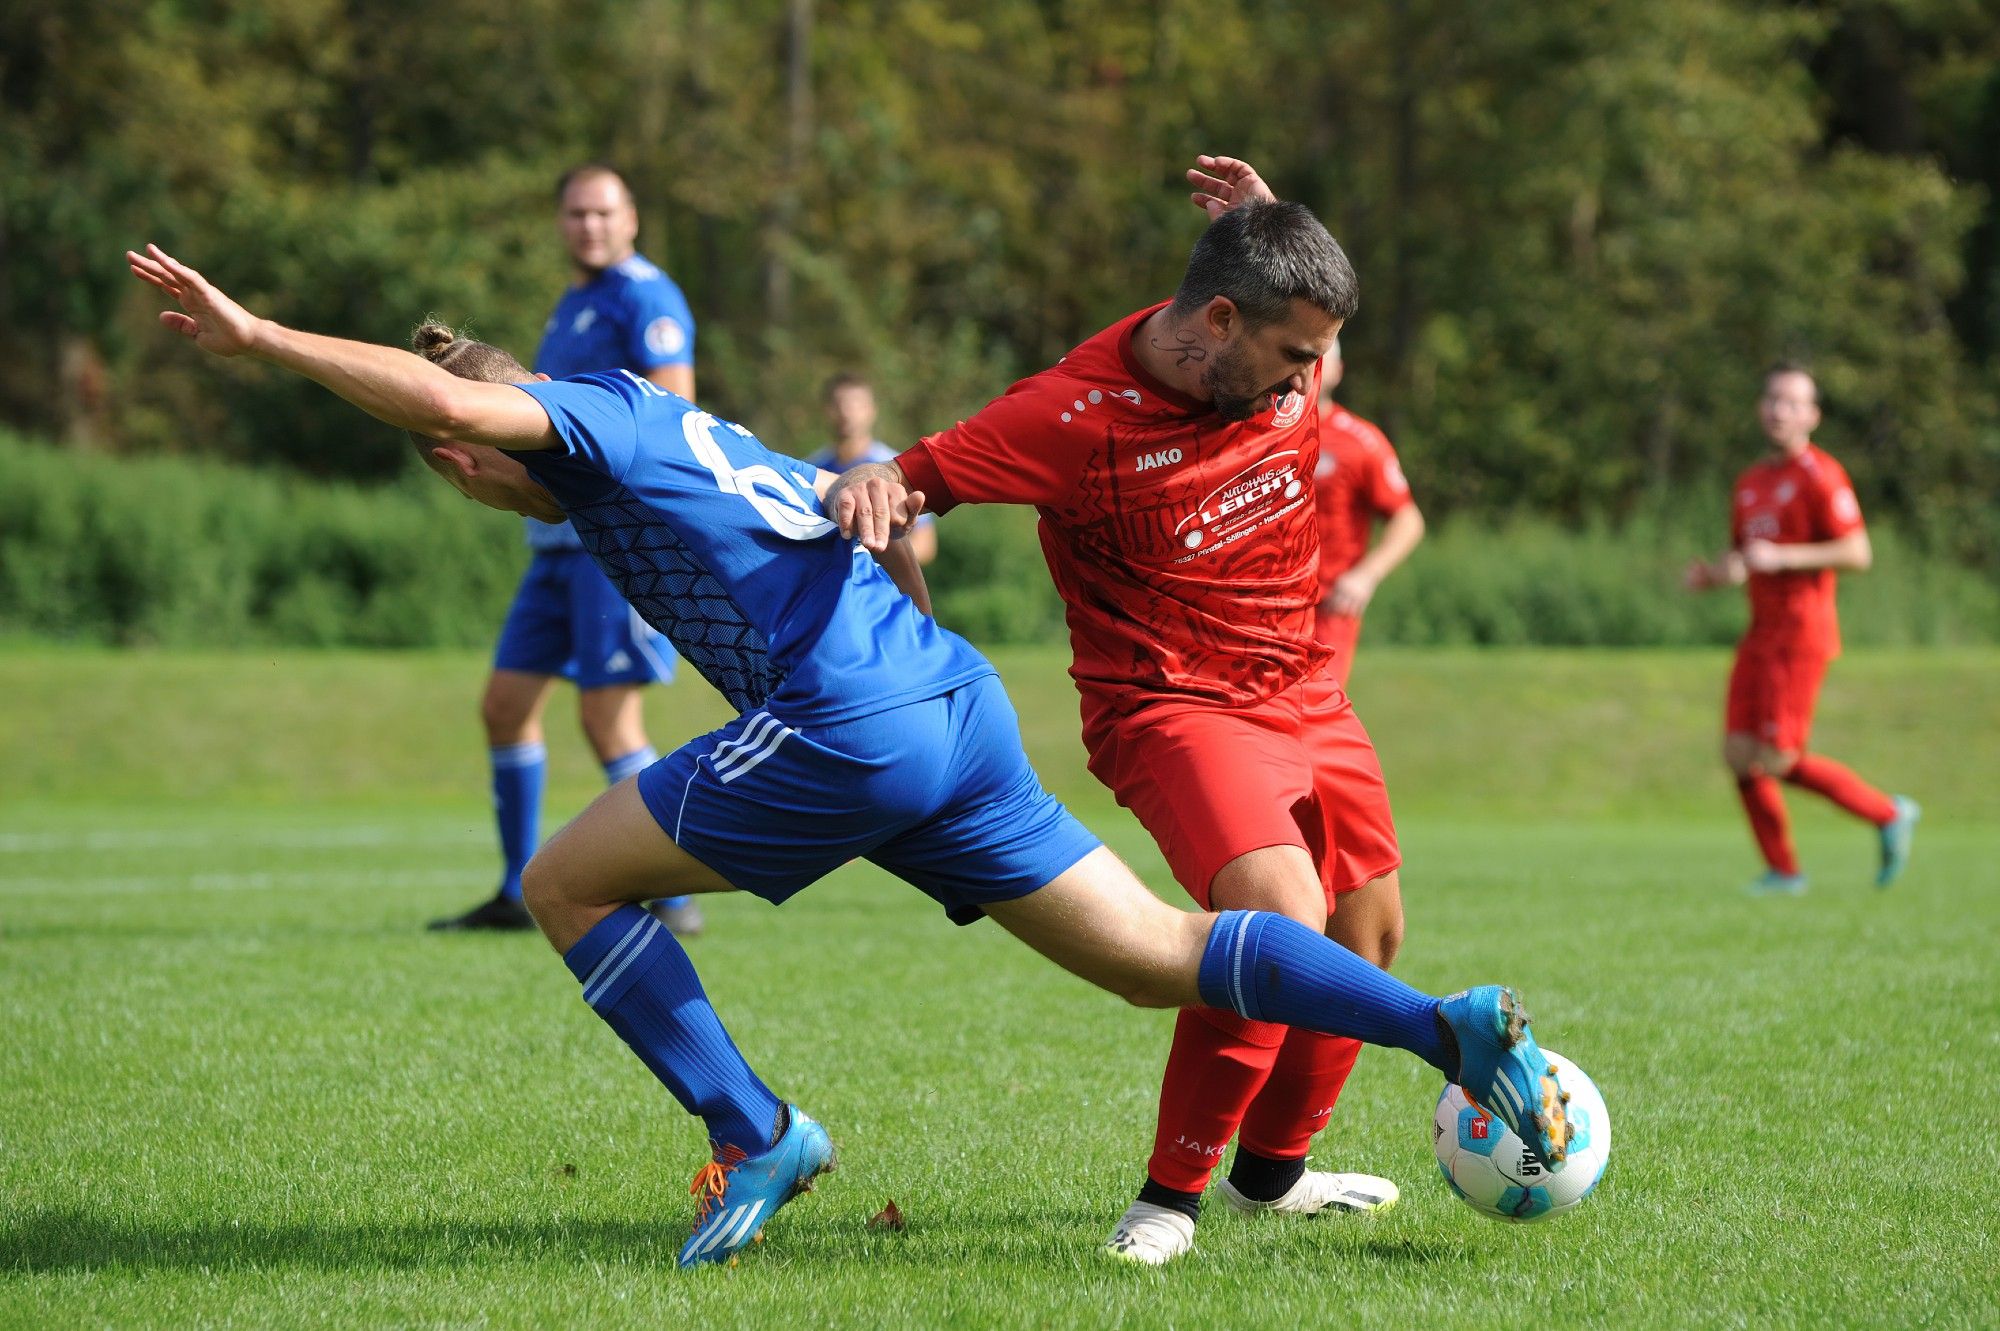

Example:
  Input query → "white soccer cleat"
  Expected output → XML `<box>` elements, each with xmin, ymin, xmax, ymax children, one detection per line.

<box><xmin>1217</xmin><ymin>1168</ymin><xmax>1399</xmax><ymax>1217</ymax></box>
<box><xmin>1103</xmin><ymin>1200</ymin><xmax>1196</xmax><ymax>1265</ymax></box>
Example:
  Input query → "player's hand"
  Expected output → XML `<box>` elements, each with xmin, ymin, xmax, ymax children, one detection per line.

<box><xmin>1328</xmin><ymin>568</ymin><xmax>1379</xmax><ymax>617</ymax></box>
<box><xmin>1740</xmin><ymin>539</ymin><xmax>1785</xmax><ymax>575</ymax></box>
<box><xmin>1187</xmin><ymin>155</ymin><xmax>1279</xmax><ymax>219</ymax></box>
<box><xmin>828</xmin><ymin>466</ymin><xmax>925</xmax><ymax>552</ymax></box>
<box><xmin>125</xmin><ymin>245</ymin><xmax>265</xmax><ymax>358</ymax></box>
<box><xmin>1681</xmin><ymin>558</ymin><xmax>1712</xmax><ymax>591</ymax></box>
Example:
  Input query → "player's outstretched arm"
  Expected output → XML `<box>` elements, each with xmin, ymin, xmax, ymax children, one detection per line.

<box><xmin>126</xmin><ymin>244</ymin><xmax>555</xmax><ymax>451</ymax></box>
<box><xmin>1186</xmin><ymin>155</ymin><xmax>1280</xmax><ymax>219</ymax></box>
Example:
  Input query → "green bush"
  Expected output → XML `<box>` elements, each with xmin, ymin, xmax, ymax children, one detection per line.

<box><xmin>1367</xmin><ymin>508</ymin><xmax>2000</xmax><ymax>648</ymax></box>
<box><xmin>4</xmin><ymin>431</ymin><xmax>1993</xmax><ymax>650</ymax></box>
<box><xmin>0</xmin><ymin>431</ymin><xmax>524</xmax><ymax>647</ymax></box>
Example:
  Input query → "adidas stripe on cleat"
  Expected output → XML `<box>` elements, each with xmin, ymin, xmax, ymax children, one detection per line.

<box><xmin>678</xmin><ymin>1105</ymin><xmax>835</xmax><ymax>1267</ymax></box>
<box><xmin>1438</xmin><ymin>985</ymin><xmax>1571</xmax><ymax>1172</ymax></box>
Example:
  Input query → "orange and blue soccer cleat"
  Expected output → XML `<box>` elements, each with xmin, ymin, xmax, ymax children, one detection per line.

<box><xmin>1438</xmin><ymin>985</ymin><xmax>1570</xmax><ymax>1173</ymax></box>
<box><xmin>678</xmin><ymin>1106</ymin><xmax>835</xmax><ymax>1267</ymax></box>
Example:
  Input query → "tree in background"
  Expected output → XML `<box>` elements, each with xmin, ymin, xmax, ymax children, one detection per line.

<box><xmin>2</xmin><ymin>0</ymin><xmax>1994</xmax><ymax>574</ymax></box>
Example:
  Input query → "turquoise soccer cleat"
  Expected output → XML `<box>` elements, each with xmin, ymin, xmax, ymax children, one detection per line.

<box><xmin>1876</xmin><ymin>796</ymin><xmax>1920</xmax><ymax>888</ymax></box>
<box><xmin>678</xmin><ymin>1106</ymin><xmax>835</xmax><ymax>1267</ymax></box>
<box><xmin>1437</xmin><ymin>985</ymin><xmax>1569</xmax><ymax>1172</ymax></box>
<box><xmin>1747</xmin><ymin>870</ymin><xmax>1809</xmax><ymax>897</ymax></box>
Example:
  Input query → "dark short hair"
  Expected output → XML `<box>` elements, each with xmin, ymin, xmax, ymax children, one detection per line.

<box><xmin>1170</xmin><ymin>201</ymin><xmax>1359</xmax><ymax>327</ymax></box>
<box><xmin>556</xmin><ymin>162</ymin><xmax>633</xmax><ymax>205</ymax></box>
<box><xmin>1764</xmin><ymin>360</ymin><xmax>1818</xmax><ymax>400</ymax></box>
<box><xmin>822</xmin><ymin>371</ymin><xmax>872</xmax><ymax>402</ymax></box>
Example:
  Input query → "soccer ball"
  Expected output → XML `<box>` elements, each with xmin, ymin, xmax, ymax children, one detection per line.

<box><xmin>1431</xmin><ymin>1049</ymin><xmax>1609</xmax><ymax>1221</ymax></box>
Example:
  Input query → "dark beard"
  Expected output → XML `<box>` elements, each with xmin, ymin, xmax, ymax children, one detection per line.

<box><xmin>1203</xmin><ymin>342</ymin><xmax>1284</xmax><ymax>422</ymax></box>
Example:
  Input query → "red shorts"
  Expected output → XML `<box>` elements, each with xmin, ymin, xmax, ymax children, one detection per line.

<box><xmin>1725</xmin><ymin>647</ymin><xmax>1829</xmax><ymax>752</ymax></box>
<box><xmin>1082</xmin><ymin>667</ymin><xmax>1401</xmax><ymax>908</ymax></box>
<box><xmin>1311</xmin><ymin>610</ymin><xmax>1362</xmax><ymax>688</ymax></box>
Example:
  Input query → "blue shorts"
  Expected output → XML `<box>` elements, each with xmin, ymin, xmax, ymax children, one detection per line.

<box><xmin>494</xmin><ymin>551</ymin><xmax>676</xmax><ymax>689</ymax></box>
<box><xmin>636</xmin><ymin>674</ymin><xmax>1101</xmax><ymax>924</ymax></box>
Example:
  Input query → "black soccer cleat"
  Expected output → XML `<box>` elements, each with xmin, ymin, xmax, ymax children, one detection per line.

<box><xmin>426</xmin><ymin>893</ymin><xmax>536</xmax><ymax>933</ymax></box>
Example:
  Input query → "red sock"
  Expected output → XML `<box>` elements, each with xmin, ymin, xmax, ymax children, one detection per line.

<box><xmin>1237</xmin><ymin>1029</ymin><xmax>1363</xmax><ymax>1161</ymax></box>
<box><xmin>1737</xmin><ymin>776</ymin><xmax>1798</xmax><ymax>875</ymax></box>
<box><xmin>1146</xmin><ymin>1007</ymin><xmax>1286</xmax><ymax>1194</ymax></box>
<box><xmin>1785</xmin><ymin>754</ymin><xmax>1896</xmax><ymax>825</ymax></box>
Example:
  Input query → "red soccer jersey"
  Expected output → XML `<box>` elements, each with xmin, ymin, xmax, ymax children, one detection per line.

<box><xmin>898</xmin><ymin>302</ymin><xmax>1330</xmax><ymax>721</ymax></box>
<box><xmin>1730</xmin><ymin>443</ymin><xmax>1865</xmax><ymax>657</ymax></box>
<box><xmin>1313</xmin><ymin>406</ymin><xmax>1412</xmax><ymax>598</ymax></box>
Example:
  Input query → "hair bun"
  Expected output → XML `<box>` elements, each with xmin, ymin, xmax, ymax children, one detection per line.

<box><xmin>410</xmin><ymin>322</ymin><xmax>459</xmax><ymax>361</ymax></box>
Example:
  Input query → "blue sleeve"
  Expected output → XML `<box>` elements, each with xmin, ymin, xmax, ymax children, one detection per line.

<box><xmin>510</xmin><ymin>373</ymin><xmax>643</xmax><ymax>482</ymax></box>
<box><xmin>624</xmin><ymin>277</ymin><xmax>696</xmax><ymax>371</ymax></box>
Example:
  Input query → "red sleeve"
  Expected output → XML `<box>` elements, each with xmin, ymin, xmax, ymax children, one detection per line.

<box><xmin>1809</xmin><ymin>460</ymin><xmax>1865</xmax><ymax>539</ymax></box>
<box><xmin>1361</xmin><ymin>435</ymin><xmax>1414</xmax><ymax>517</ymax></box>
<box><xmin>909</xmin><ymin>378</ymin><xmax>1089</xmax><ymax>515</ymax></box>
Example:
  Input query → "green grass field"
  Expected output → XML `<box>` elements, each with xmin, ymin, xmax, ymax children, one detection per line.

<box><xmin>3</xmin><ymin>647</ymin><xmax>1996</xmax><ymax>1328</ymax></box>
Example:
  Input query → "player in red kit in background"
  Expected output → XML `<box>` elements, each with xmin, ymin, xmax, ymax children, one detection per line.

<box><xmin>1686</xmin><ymin>363</ymin><xmax>1919</xmax><ymax>895</ymax></box>
<box><xmin>1311</xmin><ymin>339</ymin><xmax>1424</xmax><ymax>687</ymax></box>
<box><xmin>825</xmin><ymin>158</ymin><xmax>1422</xmax><ymax>1264</ymax></box>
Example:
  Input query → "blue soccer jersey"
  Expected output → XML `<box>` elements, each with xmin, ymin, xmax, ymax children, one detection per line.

<box><xmin>511</xmin><ymin>371</ymin><xmax>992</xmax><ymax>725</ymax></box>
<box><xmin>526</xmin><ymin>253</ymin><xmax>697</xmax><ymax>552</ymax></box>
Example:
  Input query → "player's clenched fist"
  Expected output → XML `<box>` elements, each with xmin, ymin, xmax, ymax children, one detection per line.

<box><xmin>824</xmin><ymin>463</ymin><xmax>926</xmax><ymax>552</ymax></box>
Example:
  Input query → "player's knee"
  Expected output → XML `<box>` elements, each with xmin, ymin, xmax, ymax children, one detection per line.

<box><xmin>1375</xmin><ymin>919</ymin><xmax>1405</xmax><ymax>970</ymax></box>
<box><xmin>518</xmin><ymin>852</ymin><xmax>565</xmax><ymax>920</ymax></box>
<box><xmin>1764</xmin><ymin>747</ymin><xmax>1800</xmax><ymax>778</ymax></box>
<box><xmin>481</xmin><ymin>690</ymin><xmax>531</xmax><ymax>743</ymax></box>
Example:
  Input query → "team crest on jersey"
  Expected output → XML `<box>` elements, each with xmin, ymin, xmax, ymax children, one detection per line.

<box><xmin>645</xmin><ymin>316</ymin><xmax>688</xmax><ymax>358</ymax></box>
<box><xmin>1775</xmin><ymin>480</ymin><xmax>1797</xmax><ymax>504</ymax></box>
<box><xmin>1271</xmin><ymin>391</ymin><xmax>1306</xmax><ymax>428</ymax></box>
<box><xmin>572</xmin><ymin>307</ymin><xmax>598</xmax><ymax>335</ymax></box>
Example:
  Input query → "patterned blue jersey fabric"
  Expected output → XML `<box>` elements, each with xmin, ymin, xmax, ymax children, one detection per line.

<box><xmin>511</xmin><ymin>371</ymin><xmax>992</xmax><ymax>724</ymax></box>
<box><xmin>525</xmin><ymin>254</ymin><xmax>696</xmax><ymax>552</ymax></box>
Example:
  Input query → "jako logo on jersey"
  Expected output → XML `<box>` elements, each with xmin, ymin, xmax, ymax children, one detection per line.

<box><xmin>1136</xmin><ymin>447</ymin><xmax>1183</xmax><ymax>473</ymax></box>
<box><xmin>1271</xmin><ymin>391</ymin><xmax>1306</xmax><ymax>428</ymax></box>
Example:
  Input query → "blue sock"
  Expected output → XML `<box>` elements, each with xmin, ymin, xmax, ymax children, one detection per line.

<box><xmin>1197</xmin><ymin>910</ymin><xmax>1448</xmax><ymax>1072</ymax></box>
<box><xmin>564</xmin><ymin>904</ymin><xmax>781</xmax><ymax>1157</ymax></box>
<box><xmin>490</xmin><ymin>741</ymin><xmax>547</xmax><ymax>903</ymax></box>
<box><xmin>605</xmin><ymin>746</ymin><xmax>689</xmax><ymax>912</ymax></box>
<box><xmin>601</xmin><ymin>745</ymin><xmax>658</xmax><ymax>785</ymax></box>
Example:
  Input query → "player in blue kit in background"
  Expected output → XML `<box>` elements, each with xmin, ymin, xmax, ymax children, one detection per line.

<box><xmin>128</xmin><ymin>243</ymin><xmax>1575</xmax><ymax>1268</ymax></box>
<box><xmin>806</xmin><ymin>372</ymin><xmax>936</xmax><ymax>566</ymax></box>
<box><xmin>432</xmin><ymin>163</ymin><xmax>704</xmax><ymax>935</ymax></box>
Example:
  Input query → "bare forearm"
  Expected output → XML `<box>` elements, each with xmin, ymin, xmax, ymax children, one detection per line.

<box><xmin>872</xmin><ymin>535</ymin><xmax>933</xmax><ymax>615</ymax></box>
<box><xmin>1353</xmin><ymin>505</ymin><xmax>1425</xmax><ymax>583</ymax></box>
<box><xmin>247</xmin><ymin>322</ymin><xmax>550</xmax><ymax>449</ymax></box>
<box><xmin>248</xmin><ymin>321</ymin><xmax>462</xmax><ymax>435</ymax></box>
<box><xmin>1755</xmin><ymin>532</ymin><xmax>1872</xmax><ymax>573</ymax></box>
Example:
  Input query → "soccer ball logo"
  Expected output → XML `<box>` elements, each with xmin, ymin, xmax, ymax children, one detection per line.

<box><xmin>1432</xmin><ymin>1049</ymin><xmax>1610</xmax><ymax>1222</ymax></box>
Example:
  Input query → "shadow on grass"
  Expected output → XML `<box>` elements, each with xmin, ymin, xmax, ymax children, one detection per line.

<box><xmin>0</xmin><ymin>1210</ymin><xmax>689</xmax><ymax>1275</ymax></box>
<box><xmin>1</xmin><ymin>1206</ymin><xmax>1467</xmax><ymax>1276</ymax></box>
